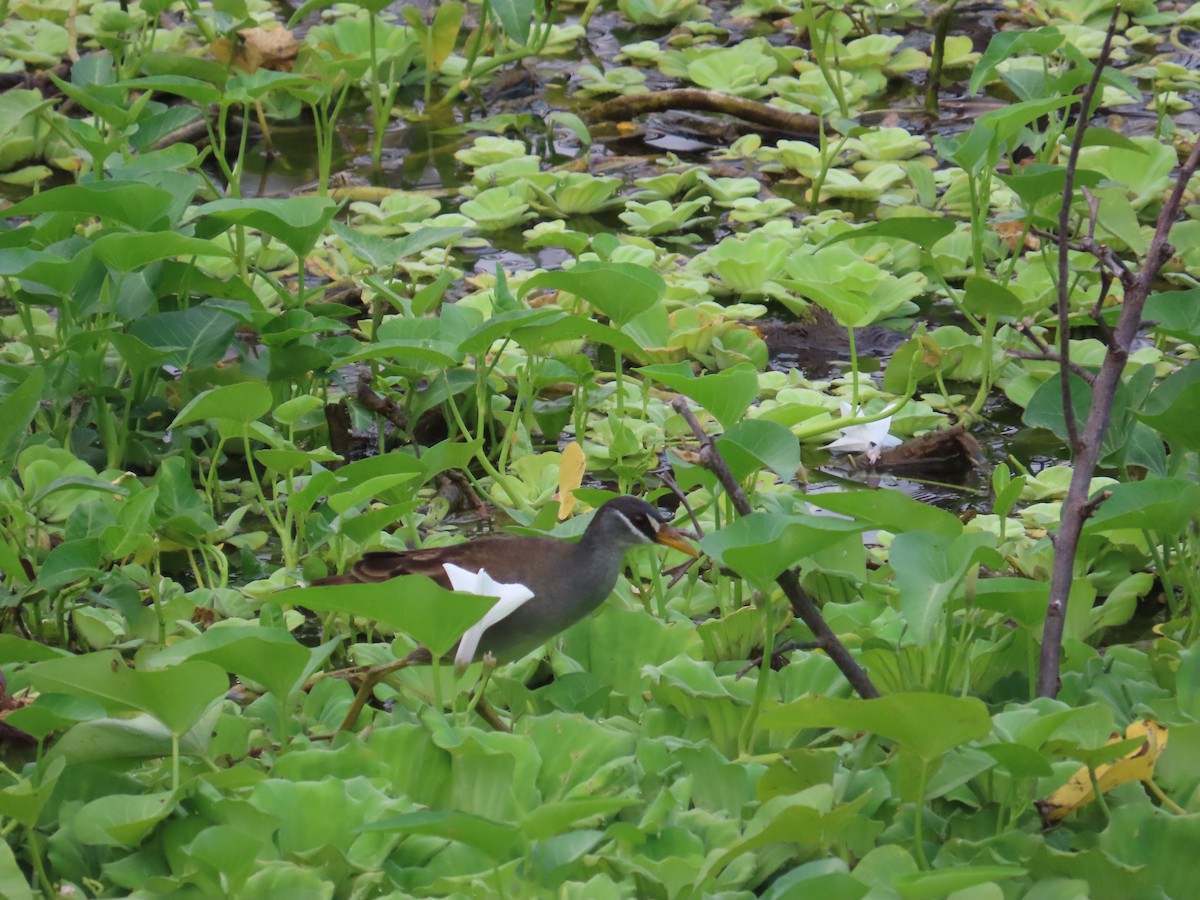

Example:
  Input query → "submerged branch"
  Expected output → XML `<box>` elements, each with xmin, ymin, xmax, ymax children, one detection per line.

<box><xmin>585</xmin><ymin>90</ymin><xmax>821</xmax><ymax>138</ymax></box>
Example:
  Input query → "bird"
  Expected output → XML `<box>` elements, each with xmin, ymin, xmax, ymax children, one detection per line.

<box><xmin>320</xmin><ymin>495</ymin><xmax>698</xmax><ymax>668</ymax></box>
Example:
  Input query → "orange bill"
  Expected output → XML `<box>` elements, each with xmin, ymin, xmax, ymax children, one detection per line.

<box><xmin>655</xmin><ymin>525</ymin><xmax>699</xmax><ymax>557</ymax></box>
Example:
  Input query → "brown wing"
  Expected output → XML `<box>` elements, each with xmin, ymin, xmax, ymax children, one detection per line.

<box><xmin>350</xmin><ymin>549</ymin><xmax>456</xmax><ymax>588</ymax></box>
<box><xmin>314</xmin><ymin>539</ymin><xmax>536</xmax><ymax>591</ymax></box>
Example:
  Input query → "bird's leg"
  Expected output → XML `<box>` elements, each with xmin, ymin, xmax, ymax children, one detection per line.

<box><xmin>338</xmin><ymin>658</ymin><xmax>413</xmax><ymax>732</ymax></box>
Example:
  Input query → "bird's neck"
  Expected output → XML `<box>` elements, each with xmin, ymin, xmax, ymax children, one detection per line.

<box><xmin>568</xmin><ymin>525</ymin><xmax>627</xmax><ymax>603</ymax></box>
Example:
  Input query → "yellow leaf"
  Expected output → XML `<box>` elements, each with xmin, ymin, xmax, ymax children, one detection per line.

<box><xmin>1041</xmin><ymin>720</ymin><xmax>1168</xmax><ymax>822</ymax></box>
<box><xmin>556</xmin><ymin>441</ymin><xmax>587</xmax><ymax>520</ymax></box>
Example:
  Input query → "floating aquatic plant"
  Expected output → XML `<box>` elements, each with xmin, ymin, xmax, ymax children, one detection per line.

<box><xmin>618</xmin><ymin>197</ymin><xmax>714</xmax><ymax>236</ymax></box>
<box><xmin>575</xmin><ymin>64</ymin><xmax>647</xmax><ymax>97</ymax></box>
<box><xmin>618</xmin><ymin>0</ymin><xmax>707</xmax><ymax>26</ymax></box>
<box><xmin>526</xmin><ymin>172</ymin><xmax>624</xmax><ymax>216</ymax></box>
<box><xmin>459</xmin><ymin>186</ymin><xmax>534</xmax><ymax>231</ymax></box>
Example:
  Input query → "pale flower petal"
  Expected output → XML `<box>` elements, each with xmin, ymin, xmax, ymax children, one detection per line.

<box><xmin>823</xmin><ymin>404</ymin><xmax>902</xmax><ymax>463</ymax></box>
<box><xmin>444</xmin><ymin>563</ymin><xmax>535</xmax><ymax>670</ymax></box>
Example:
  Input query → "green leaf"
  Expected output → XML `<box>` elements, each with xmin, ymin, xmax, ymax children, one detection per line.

<box><xmin>91</xmin><ymin>231</ymin><xmax>231</xmax><ymax>270</ymax></box>
<box><xmin>360</xmin><ymin>809</ymin><xmax>524</xmax><ymax>860</ymax></box>
<box><xmin>1024</xmin><ymin>371</ymin><xmax>1136</xmax><ymax>465</ymax></box>
<box><xmin>819</xmin><ymin>217</ymin><xmax>956</xmax><ymax>252</ymax></box>
<box><xmin>0</xmin><ymin>366</ymin><xmax>44</xmax><ymax>471</ymax></box>
<box><xmin>1136</xmin><ymin>359</ymin><xmax>1200</xmax><ymax>450</ymax></box>
<box><xmin>330</xmin><ymin>222</ymin><xmax>464</xmax><ymax>269</ymax></box>
<box><xmin>29</xmin><ymin>475</ymin><xmax>128</xmax><ymax>507</ymax></box>
<box><xmin>527</xmin><ymin>830</ymin><xmax>604</xmax><ymax>884</ymax></box>
<box><xmin>431</xmin><ymin>1</ymin><xmax>464</xmax><ymax>68</ymax></box>
<box><xmin>716</xmin><ymin>419</ymin><xmax>801</xmax><ymax>481</ymax></box>
<box><xmin>0</xmin><ymin>837</ymin><xmax>33</xmax><ymax>900</ymax></box>
<box><xmin>4</xmin><ymin>693</ymin><xmax>107</xmax><ymax>741</ymax></box>
<box><xmin>181</xmin><ymin>825</ymin><xmax>263</xmax><ymax>893</ymax></box>
<box><xmin>700</xmin><ymin>513</ymin><xmax>866</xmax><ymax>592</ymax></box>
<box><xmin>644</xmin><ymin>655</ymin><xmax>752</xmax><ymax>756</ymax></box>
<box><xmin>3</xmin><ymin>181</ymin><xmax>176</xmax><ymax>230</ymax></box>
<box><xmin>969</xmin><ymin>28</ymin><xmax>1064</xmax><ymax>96</ymax></box>
<box><xmin>112</xmin><ymin>74</ymin><xmax>223</xmax><ymax>105</ymax></box>
<box><xmin>804</xmin><ymin>489</ymin><xmax>963</xmax><ymax>540</ymax></box>
<box><xmin>891</xmin><ymin>531</ymin><xmax>1000</xmax><ymax>645</ymax></box>
<box><xmin>708</xmin><ymin>792</ymin><xmax>876</xmax><ymax>881</ymax></box>
<box><xmin>521</xmin><ymin>797</ymin><xmax>636</xmax><ymax>840</ymax></box>
<box><xmin>1072</xmin><ymin>126</ymin><xmax>1143</xmax><ymax>153</ymax></box>
<box><xmin>191</xmin><ymin>197</ymin><xmax>338</xmax><ymax>259</ymax></box>
<box><xmin>999</xmin><ymin>164</ymin><xmax>1104</xmax><ymax>211</ymax></box>
<box><xmin>545</xmin><ymin>112</ymin><xmax>593</xmax><ymax>149</ymax></box>
<box><xmin>895</xmin><ymin>866</ymin><xmax>1026</xmax><ymax>900</ymax></box>
<box><xmin>273</xmin><ymin>578</ymin><xmax>496</xmax><ymax>658</ymax></box>
<box><xmin>148</xmin><ymin>626</ymin><xmax>331</xmax><ymax>703</ymax></box>
<box><xmin>490</xmin><ymin>0</ymin><xmax>535</xmax><ymax>45</ymax></box>
<box><xmin>0</xmin><ymin>635</ymin><xmax>69</xmax><ymax>663</ymax></box>
<box><xmin>172</xmin><ymin>381</ymin><xmax>273</xmax><ymax>429</ymax></box>
<box><xmin>762</xmin><ymin>859</ymin><xmax>867</xmax><ymax>900</ymax></box>
<box><xmin>760</xmin><ymin>693</ymin><xmax>993</xmax><ymax>762</ymax></box>
<box><xmin>991</xmin><ymin>463</ymin><xmax>1025</xmax><ymax>518</ymax></box>
<box><xmin>33</xmin><ymin>538</ymin><xmax>102</xmax><ymax>593</ymax></box>
<box><xmin>978</xmin><ymin>95</ymin><xmax>1079</xmax><ymax>149</ymax></box>
<box><xmin>128</xmin><ymin>306</ymin><xmax>237</xmax><ymax>370</ymax></box>
<box><xmin>256</xmin><ymin>448</ymin><xmax>341</xmax><ymax>471</ymax></box>
<box><xmin>639</xmin><ymin>361</ymin><xmax>759</xmax><ymax>429</ymax></box>
<box><xmin>518</xmin><ymin>261</ymin><xmax>664</xmax><ymax>328</ymax></box>
<box><xmin>1083</xmin><ymin>478</ymin><xmax>1200</xmax><ymax>537</ymax></box>
<box><xmin>23</xmin><ymin>653</ymin><xmax>228</xmax><ymax>736</ymax></box>
<box><xmin>74</xmin><ymin>791</ymin><xmax>177</xmax><ymax>848</ymax></box>
<box><xmin>459</xmin><ymin>308</ymin><xmax>564</xmax><ymax>356</ymax></box>
<box><xmin>0</xmin><ymin>758</ymin><xmax>64</xmax><ymax>828</ymax></box>
<box><xmin>1137</xmin><ymin>290</ymin><xmax>1200</xmax><ymax>343</ymax></box>
<box><xmin>962</xmin><ymin>276</ymin><xmax>1022</xmax><ymax>319</ymax></box>
<box><xmin>971</xmin><ymin>578</ymin><xmax>1048</xmax><ymax>629</ymax></box>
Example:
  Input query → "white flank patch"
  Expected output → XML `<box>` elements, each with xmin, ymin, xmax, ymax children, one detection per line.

<box><xmin>444</xmin><ymin>563</ymin><xmax>535</xmax><ymax>670</ymax></box>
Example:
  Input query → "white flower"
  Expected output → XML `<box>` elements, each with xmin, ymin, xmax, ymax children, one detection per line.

<box><xmin>823</xmin><ymin>403</ymin><xmax>902</xmax><ymax>463</ymax></box>
<box><xmin>443</xmin><ymin>563</ymin><xmax>535</xmax><ymax>671</ymax></box>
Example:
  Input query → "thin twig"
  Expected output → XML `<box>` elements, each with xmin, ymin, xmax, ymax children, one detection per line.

<box><xmin>1008</xmin><ymin>350</ymin><xmax>1098</xmax><ymax>384</ymax></box>
<box><xmin>671</xmin><ymin>397</ymin><xmax>879</xmax><ymax>700</ymax></box>
<box><xmin>1010</xmin><ymin>320</ymin><xmax>1097</xmax><ymax>383</ymax></box>
<box><xmin>1054</xmin><ymin>6</ymin><xmax>1120</xmax><ymax>453</ymax></box>
<box><xmin>1029</xmin><ymin>226</ymin><xmax>1137</xmax><ymax>286</ymax></box>
<box><xmin>1088</xmin><ymin>271</ymin><xmax>1116</xmax><ymax>344</ymax></box>
<box><xmin>735</xmin><ymin>640</ymin><xmax>822</xmax><ymax>679</ymax></box>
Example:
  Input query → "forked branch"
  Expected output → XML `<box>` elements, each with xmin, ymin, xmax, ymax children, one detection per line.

<box><xmin>1038</xmin><ymin>6</ymin><xmax>1200</xmax><ymax>697</ymax></box>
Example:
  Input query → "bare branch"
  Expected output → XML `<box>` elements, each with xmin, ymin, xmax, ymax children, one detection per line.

<box><xmin>1037</xmin><ymin>75</ymin><xmax>1200</xmax><ymax>700</ymax></box>
<box><xmin>670</xmin><ymin>397</ymin><xmax>880</xmax><ymax>700</ymax></box>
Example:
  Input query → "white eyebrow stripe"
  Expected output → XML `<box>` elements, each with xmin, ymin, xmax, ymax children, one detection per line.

<box><xmin>615</xmin><ymin>510</ymin><xmax>655</xmax><ymax>542</ymax></box>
